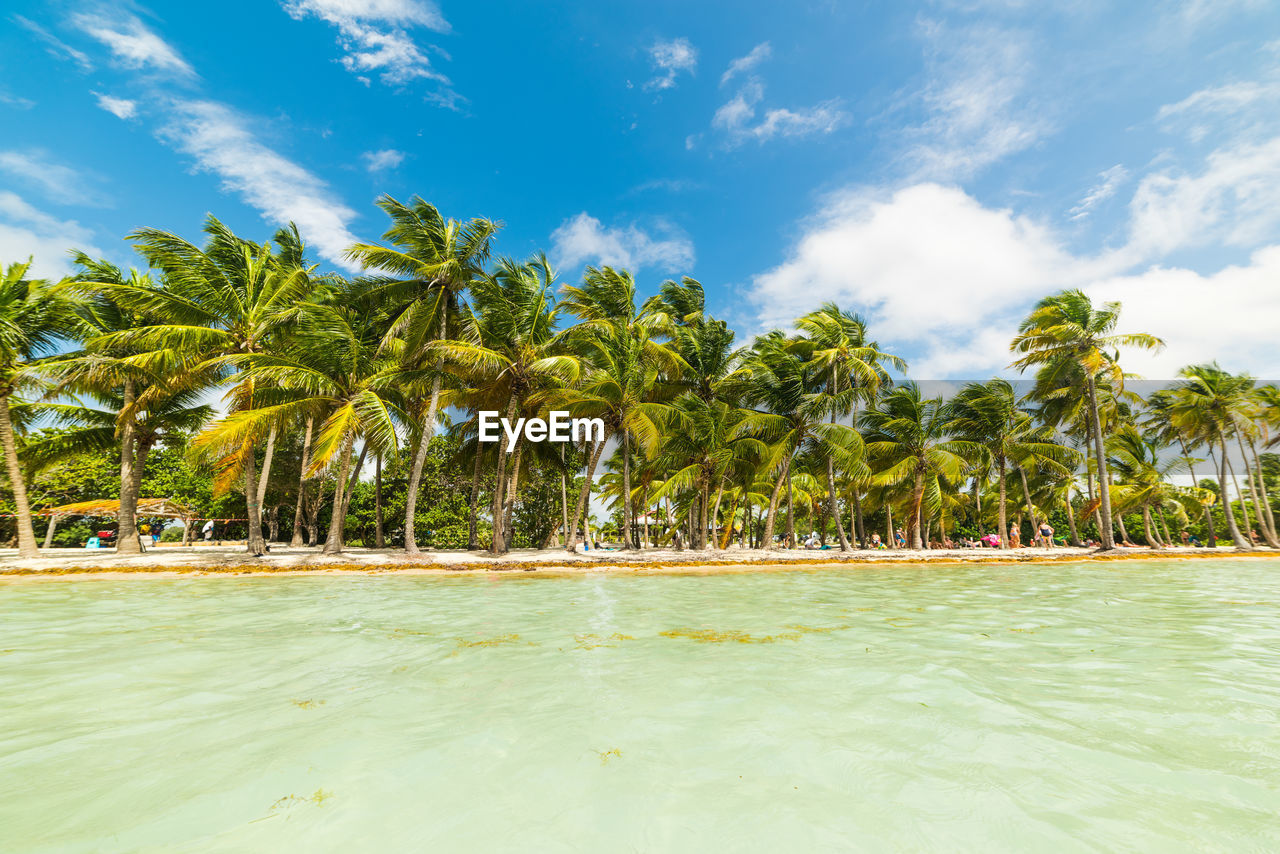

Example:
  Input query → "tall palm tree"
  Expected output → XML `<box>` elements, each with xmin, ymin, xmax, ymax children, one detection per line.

<box><xmin>795</xmin><ymin>303</ymin><xmax>904</xmax><ymax>549</ymax></box>
<box><xmin>1010</xmin><ymin>290</ymin><xmax>1163</xmax><ymax>549</ymax></box>
<box><xmin>0</xmin><ymin>260</ymin><xmax>86</xmax><ymax>557</ymax></box>
<box><xmin>558</xmin><ymin>266</ymin><xmax>681</xmax><ymax>551</ymax></box>
<box><xmin>346</xmin><ymin>195</ymin><xmax>500</xmax><ymax>555</ymax></box>
<box><xmin>435</xmin><ymin>255</ymin><xmax>577</xmax><ymax>554</ymax></box>
<box><xmin>861</xmin><ymin>383</ymin><xmax>971</xmax><ymax>549</ymax></box>
<box><xmin>194</xmin><ymin>279</ymin><xmax>407</xmax><ymax>554</ymax></box>
<box><xmin>95</xmin><ymin>217</ymin><xmax>318</xmax><ymax>555</ymax></box>
<box><xmin>1162</xmin><ymin>363</ymin><xmax>1256</xmax><ymax>549</ymax></box>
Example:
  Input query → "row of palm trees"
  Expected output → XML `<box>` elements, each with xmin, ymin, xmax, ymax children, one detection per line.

<box><xmin>1</xmin><ymin>194</ymin><xmax>1276</xmax><ymax>559</ymax></box>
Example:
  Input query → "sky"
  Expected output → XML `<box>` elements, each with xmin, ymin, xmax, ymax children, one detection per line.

<box><xmin>3</xmin><ymin>0</ymin><xmax>1280</xmax><ymax>383</ymax></box>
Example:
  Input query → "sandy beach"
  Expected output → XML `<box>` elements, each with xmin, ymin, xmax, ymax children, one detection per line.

<box><xmin>0</xmin><ymin>542</ymin><xmax>1272</xmax><ymax>580</ymax></box>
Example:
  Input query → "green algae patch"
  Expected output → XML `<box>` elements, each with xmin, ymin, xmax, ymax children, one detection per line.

<box><xmin>454</xmin><ymin>633</ymin><xmax>523</xmax><ymax>648</ymax></box>
<box><xmin>291</xmin><ymin>698</ymin><xmax>325</xmax><ymax>709</ymax></box>
<box><xmin>595</xmin><ymin>748</ymin><xmax>622</xmax><ymax>765</ymax></box>
<box><xmin>572</xmin><ymin>632</ymin><xmax>634</xmax><ymax>649</ymax></box>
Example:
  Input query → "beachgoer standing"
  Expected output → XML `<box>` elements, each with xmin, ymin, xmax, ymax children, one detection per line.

<box><xmin>1009</xmin><ymin>524</ymin><xmax>1021</xmax><ymax>548</ymax></box>
<box><xmin>1038</xmin><ymin>520</ymin><xmax>1054</xmax><ymax>548</ymax></box>
<box><xmin>202</xmin><ymin>520</ymin><xmax>214</xmax><ymax>542</ymax></box>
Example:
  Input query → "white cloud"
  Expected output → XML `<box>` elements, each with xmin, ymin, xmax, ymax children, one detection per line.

<box><xmin>713</xmin><ymin>78</ymin><xmax>847</xmax><ymax>145</ymax></box>
<box><xmin>282</xmin><ymin>0</ymin><xmax>456</xmax><ymax>98</ymax></box>
<box><xmin>159</xmin><ymin>101</ymin><xmax>360</xmax><ymax>269</ymax></box>
<box><xmin>644</xmin><ymin>38</ymin><xmax>697</xmax><ymax>91</ymax></box>
<box><xmin>1128</xmin><ymin>136</ymin><xmax>1280</xmax><ymax>256</ymax></box>
<box><xmin>1068</xmin><ymin>164</ymin><xmax>1128</xmax><ymax>221</ymax></box>
<box><xmin>550</xmin><ymin>212</ymin><xmax>694</xmax><ymax>273</ymax></box>
<box><xmin>12</xmin><ymin>15</ymin><xmax>93</xmax><ymax>71</ymax></box>
<box><xmin>72</xmin><ymin>12</ymin><xmax>194</xmax><ymax>77</ymax></box>
<box><xmin>904</xmin><ymin>21</ymin><xmax>1048</xmax><ymax>180</ymax></box>
<box><xmin>0</xmin><ymin>150</ymin><xmax>105</xmax><ymax>206</ymax></box>
<box><xmin>0</xmin><ymin>191</ymin><xmax>100</xmax><ymax>278</ymax></box>
<box><xmin>1157</xmin><ymin>81</ymin><xmax>1280</xmax><ymax>123</ymax></box>
<box><xmin>721</xmin><ymin>42</ymin><xmax>771</xmax><ymax>85</ymax></box>
<box><xmin>362</xmin><ymin>149</ymin><xmax>406</xmax><ymax>171</ymax></box>
<box><xmin>94</xmin><ymin>92</ymin><xmax>137</xmax><ymax>120</ymax></box>
<box><xmin>0</xmin><ymin>90</ymin><xmax>36</xmax><ymax>110</ymax></box>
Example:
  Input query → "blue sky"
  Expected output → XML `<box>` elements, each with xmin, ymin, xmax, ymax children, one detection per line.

<box><xmin>3</xmin><ymin>0</ymin><xmax>1280</xmax><ymax>380</ymax></box>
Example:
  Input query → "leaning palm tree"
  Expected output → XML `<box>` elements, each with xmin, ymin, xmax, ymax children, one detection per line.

<box><xmin>93</xmin><ymin>218</ymin><xmax>319</xmax><ymax>555</ymax></box>
<box><xmin>193</xmin><ymin>281</ymin><xmax>408</xmax><ymax>554</ymax></box>
<box><xmin>1010</xmin><ymin>290</ymin><xmax>1163</xmax><ymax>549</ymax></box>
<box><xmin>435</xmin><ymin>254</ymin><xmax>577</xmax><ymax>554</ymax></box>
<box><xmin>345</xmin><ymin>196</ymin><xmax>500</xmax><ymax>555</ymax></box>
<box><xmin>861</xmin><ymin>383</ymin><xmax>972</xmax><ymax>550</ymax></box>
<box><xmin>1162</xmin><ymin>363</ymin><xmax>1256</xmax><ymax>549</ymax></box>
<box><xmin>0</xmin><ymin>260</ymin><xmax>86</xmax><ymax>557</ymax></box>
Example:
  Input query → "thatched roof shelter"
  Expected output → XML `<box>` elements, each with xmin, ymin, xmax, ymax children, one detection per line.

<box><xmin>38</xmin><ymin>498</ymin><xmax>193</xmax><ymax>519</ymax></box>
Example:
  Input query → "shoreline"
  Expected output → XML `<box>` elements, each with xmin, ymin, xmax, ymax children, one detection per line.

<box><xmin>0</xmin><ymin>544</ymin><xmax>1273</xmax><ymax>581</ymax></box>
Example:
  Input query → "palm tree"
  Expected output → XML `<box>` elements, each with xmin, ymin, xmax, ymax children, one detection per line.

<box><xmin>741</xmin><ymin>331</ymin><xmax>864</xmax><ymax>549</ymax></box>
<box><xmin>1010</xmin><ymin>290</ymin><xmax>1163</xmax><ymax>549</ymax></box>
<box><xmin>435</xmin><ymin>255</ymin><xmax>577</xmax><ymax>554</ymax></box>
<box><xmin>795</xmin><ymin>303</ymin><xmax>904</xmax><ymax>549</ymax></box>
<box><xmin>96</xmin><ymin>218</ymin><xmax>319</xmax><ymax>555</ymax></box>
<box><xmin>1162</xmin><ymin>363</ymin><xmax>1256</xmax><ymax>549</ymax></box>
<box><xmin>194</xmin><ymin>279</ymin><xmax>407</xmax><ymax>554</ymax></box>
<box><xmin>558</xmin><ymin>266</ymin><xmax>681</xmax><ymax>552</ymax></box>
<box><xmin>0</xmin><ymin>260</ymin><xmax>86</xmax><ymax>557</ymax></box>
<box><xmin>346</xmin><ymin>196</ymin><xmax>500</xmax><ymax>555</ymax></box>
<box><xmin>947</xmin><ymin>379</ymin><xmax>1075</xmax><ymax>549</ymax></box>
<box><xmin>861</xmin><ymin>383</ymin><xmax>971</xmax><ymax>549</ymax></box>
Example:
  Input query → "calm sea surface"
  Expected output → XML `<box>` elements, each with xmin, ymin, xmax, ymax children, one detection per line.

<box><xmin>2</xmin><ymin>561</ymin><xmax>1278</xmax><ymax>852</ymax></box>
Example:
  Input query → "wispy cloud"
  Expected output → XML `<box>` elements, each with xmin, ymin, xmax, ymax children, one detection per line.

<box><xmin>0</xmin><ymin>90</ymin><xmax>36</xmax><ymax>110</ymax></box>
<box><xmin>94</xmin><ymin>92</ymin><xmax>137</xmax><ymax>120</ymax></box>
<box><xmin>644</xmin><ymin>38</ymin><xmax>697</xmax><ymax>92</ymax></box>
<box><xmin>0</xmin><ymin>191</ymin><xmax>101</xmax><ymax>278</ymax></box>
<box><xmin>1068</xmin><ymin>164</ymin><xmax>1127</xmax><ymax>221</ymax></box>
<box><xmin>550</xmin><ymin>212</ymin><xmax>694</xmax><ymax>273</ymax></box>
<box><xmin>282</xmin><ymin>0</ymin><xmax>459</xmax><ymax>104</ymax></box>
<box><xmin>902</xmin><ymin>20</ymin><xmax>1048</xmax><ymax>181</ymax></box>
<box><xmin>721</xmin><ymin>42</ymin><xmax>771</xmax><ymax>86</ymax></box>
<box><xmin>0</xmin><ymin>150</ymin><xmax>106</xmax><ymax>206</ymax></box>
<box><xmin>362</xmin><ymin>148</ymin><xmax>405</xmax><ymax>172</ymax></box>
<box><xmin>159</xmin><ymin>101</ymin><xmax>360</xmax><ymax>268</ymax></box>
<box><xmin>712</xmin><ymin>79</ymin><xmax>847</xmax><ymax>146</ymax></box>
<box><xmin>12</xmin><ymin>15</ymin><xmax>93</xmax><ymax>71</ymax></box>
<box><xmin>71</xmin><ymin>12</ymin><xmax>194</xmax><ymax>77</ymax></box>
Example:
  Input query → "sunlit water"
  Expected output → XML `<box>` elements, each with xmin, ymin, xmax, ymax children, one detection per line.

<box><xmin>2</xmin><ymin>561</ymin><xmax>1279</xmax><ymax>852</ymax></box>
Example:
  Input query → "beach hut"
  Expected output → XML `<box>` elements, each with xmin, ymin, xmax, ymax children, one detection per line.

<box><xmin>37</xmin><ymin>498</ymin><xmax>195</xmax><ymax>548</ymax></box>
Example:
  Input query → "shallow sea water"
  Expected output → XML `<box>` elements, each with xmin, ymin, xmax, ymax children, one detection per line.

<box><xmin>2</xmin><ymin>560</ymin><xmax>1279</xmax><ymax>852</ymax></box>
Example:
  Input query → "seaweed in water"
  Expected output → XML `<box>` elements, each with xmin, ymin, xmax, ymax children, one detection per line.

<box><xmin>291</xmin><ymin>698</ymin><xmax>325</xmax><ymax>709</ymax></box>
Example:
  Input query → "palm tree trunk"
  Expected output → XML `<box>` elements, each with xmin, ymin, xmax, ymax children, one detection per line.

<box><xmin>785</xmin><ymin>466</ymin><xmax>796</xmax><ymax>548</ymax></box>
<box><xmin>853</xmin><ymin>487</ymin><xmax>865</xmax><ymax>548</ymax></box>
<box><xmin>1017</xmin><ymin>466</ymin><xmax>1036</xmax><ymax>536</ymax></box>
<box><xmin>468</xmin><ymin>446</ymin><xmax>484</xmax><ymax>549</ymax></box>
<box><xmin>1085</xmin><ymin>375</ymin><xmax>1116</xmax><ymax>549</ymax></box>
<box><xmin>404</xmin><ymin>343</ymin><xmax>447</xmax><ymax>554</ymax></box>
<box><xmin>373</xmin><ymin>454</ymin><xmax>385</xmax><ymax>548</ymax></box>
<box><xmin>1226</xmin><ymin>455</ymin><xmax>1254</xmax><ymax>545</ymax></box>
<box><xmin>0</xmin><ymin>396</ymin><xmax>36</xmax><ymax>558</ymax></box>
<box><xmin>1085</xmin><ymin>443</ymin><xmax>1103</xmax><ymax>540</ymax></box>
<box><xmin>43</xmin><ymin>515</ymin><xmax>59</xmax><ymax>549</ymax></box>
<box><xmin>1217</xmin><ymin>438</ymin><xmax>1250</xmax><ymax>548</ymax></box>
<box><xmin>490</xmin><ymin>394</ymin><xmax>519</xmax><ymax>555</ymax></box>
<box><xmin>709</xmin><ymin>479</ymin><xmax>725</xmax><ymax>550</ymax></box>
<box><xmin>1141</xmin><ymin>504</ymin><xmax>1159</xmax><ymax>547</ymax></box>
<box><xmin>1238</xmin><ymin>434</ymin><xmax>1279</xmax><ymax>546</ymax></box>
<box><xmin>997</xmin><ymin>458</ymin><xmax>1009</xmax><ymax>550</ymax></box>
<box><xmin>1247</xmin><ymin>437</ymin><xmax>1278</xmax><ymax>541</ymax></box>
<box><xmin>973</xmin><ymin>476</ymin><xmax>984</xmax><ymax>539</ymax></box>
<box><xmin>908</xmin><ymin>470</ymin><xmax>924</xmax><ymax>549</ymax></box>
<box><xmin>244</xmin><ymin>439</ymin><xmax>266</xmax><ymax>556</ymax></box>
<box><xmin>1181</xmin><ymin>443</ymin><xmax>1215</xmax><ymax>547</ymax></box>
<box><xmin>559</xmin><ymin>445</ymin><xmax>570</xmax><ymax>548</ymax></box>
<box><xmin>503</xmin><ymin>440</ymin><xmax>524</xmax><ymax>550</ymax></box>
<box><xmin>116</xmin><ymin>379</ymin><xmax>141</xmax><ymax>555</ymax></box>
<box><xmin>323</xmin><ymin>433</ymin><xmax>357</xmax><ymax>555</ymax></box>
<box><xmin>565</xmin><ymin>431</ymin><xmax>612</xmax><ymax>553</ymax></box>
<box><xmin>761</xmin><ymin>458</ymin><xmax>791</xmax><ymax>548</ymax></box>
<box><xmin>886</xmin><ymin>503</ymin><xmax>894</xmax><ymax>549</ymax></box>
<box><xmin>340</xmin><ymin>443</ymin><xmax>367</xmax><ymax>522</ymax></box>
<box><xmin>826</xmin><ymin>456</ymin><xmax>850</xmax><ymax>550</ymax></box>
<box><xmin>256</xmin><ymin>424</ymin><xmax>277</xmax><ymax>508</ymax></box>
<box><xmin>620</xmin><ymin>431</ymin><xmax>634</xmax><ymax>549</ymax></box>
<box><xmin>1064</xmin><ymin>487</ymin><xmax>1081</xmax><ymax>546</ymax></box>
<box><xmin>719</xmin><ymin>489</ymin><xmax>738</xmax><ymax>549</ymax></box>
<box><xmin>1158</xmin><ymin>506</ymin><xmax>1174</xmax><ymax>547</ymax></box>
<box><xmin>290</xmin><ymin>417</ymin><xmax>313</xmax><ymax>547</ymax></box>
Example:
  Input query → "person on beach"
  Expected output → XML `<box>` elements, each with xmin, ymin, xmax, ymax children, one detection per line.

<box><xmin>895</xmin><ymin>528</ymin><xmax>906</xmax><ymax>548</ymax></box>
<box><xmin>1038</xmin><ymin>520</ymin><xmax>1054</xmax><ymax>548</ymax></box>
<box><xmin>870</xmin><ymin>533</ymin><xmax>884</xmax><ymax>549</ymax></box>
<box><xmin>1008</xmin><ymin>524</ymin><xmax>1021</xmax><ymax>548</ymax></box>
<box><xmin>202</xmin><ymin>520</ymin><xmax>214</xmax><ymax>542</ymax></box>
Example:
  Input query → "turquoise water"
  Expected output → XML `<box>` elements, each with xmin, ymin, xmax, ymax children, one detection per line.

<box><xmin>2</xmin><ymin>561</ymin><xmax>1279</xmax><ymax>852</ymax></box>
